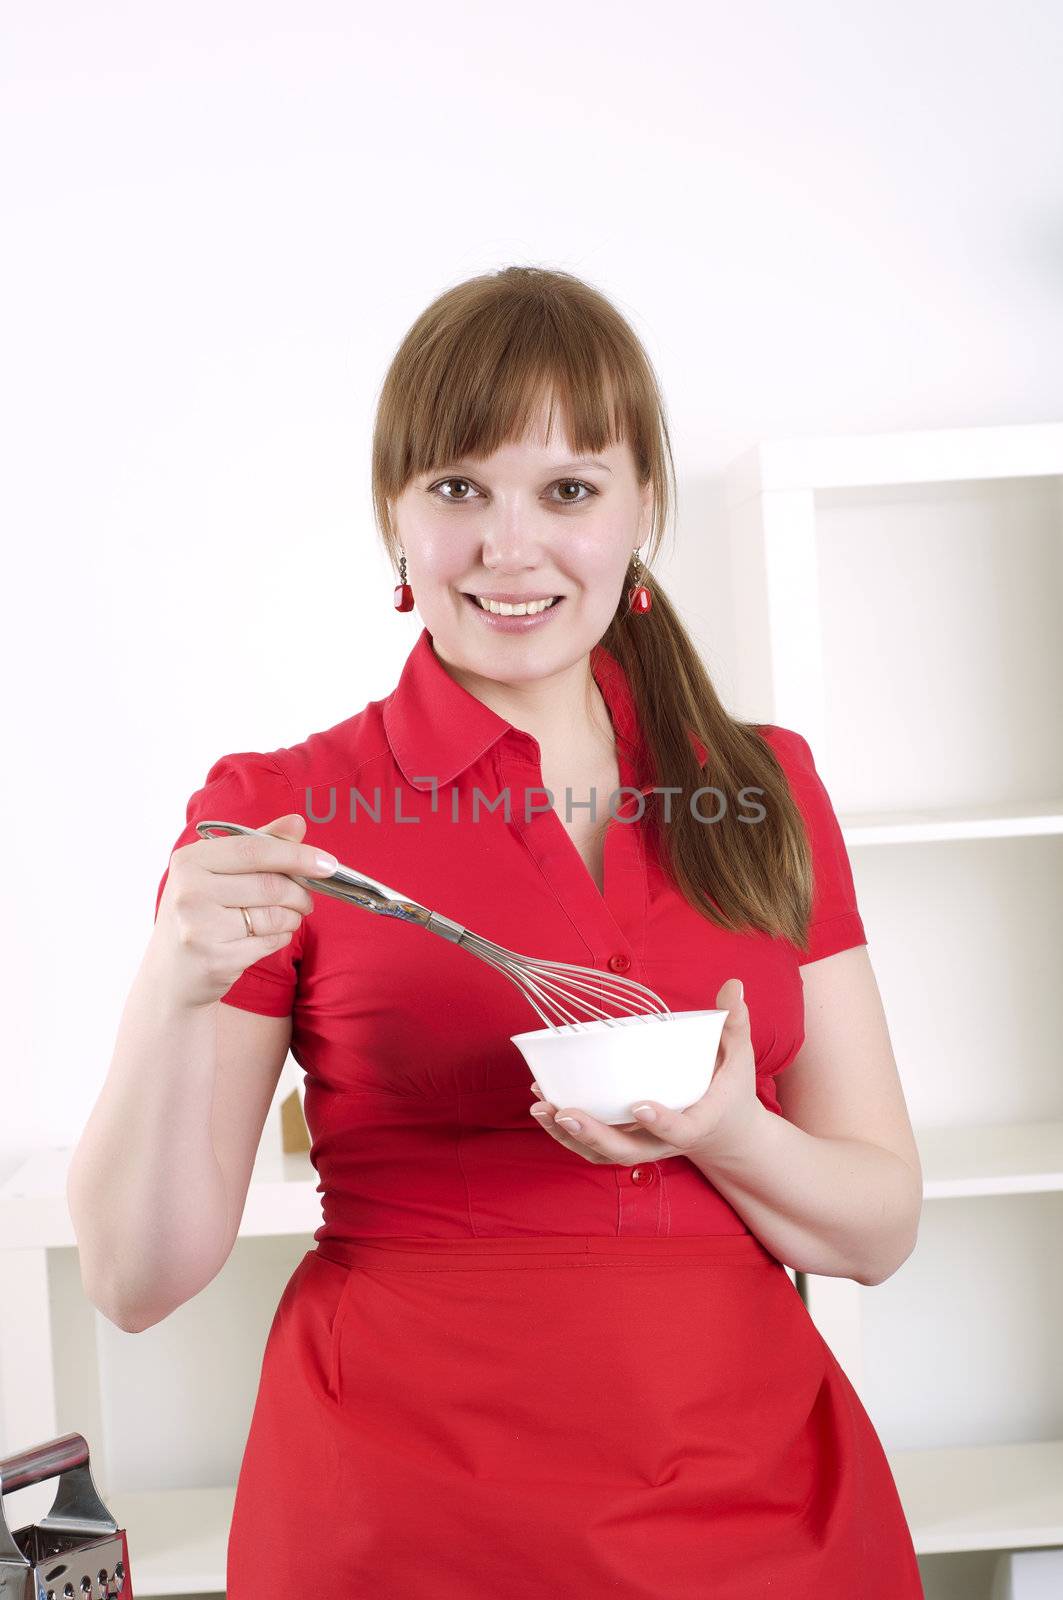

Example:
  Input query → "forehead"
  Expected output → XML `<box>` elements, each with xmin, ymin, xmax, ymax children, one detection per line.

<box><xmin>436</xmin><ymin>445</ymin><xmax>619</xmax><ymax>472</ymax></box>
<box><xmin>432</xmin><ymin>424</ymin><xmax>630</xmax><ymax>474</ymax></box>
<box><xmin>408</xmin><ymin>389</ymin><xmax>639</xmax><ymax>484</ymax></box>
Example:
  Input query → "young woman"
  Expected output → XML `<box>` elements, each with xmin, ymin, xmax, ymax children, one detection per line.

<box><xmin>69</xmin><ymin>266</ymin><xmax>925</xmax><ymax>1597</ymax></box>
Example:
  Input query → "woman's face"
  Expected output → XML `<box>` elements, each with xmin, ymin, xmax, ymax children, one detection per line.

<box><xmin>391</xmin><ymin>412</ymin><xmax>653</xmax><ymax>685</ymax></box>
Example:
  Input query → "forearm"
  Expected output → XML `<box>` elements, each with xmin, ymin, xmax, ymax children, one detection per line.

<box><xmin>689</xmin><ymin>1101</ymin><xmax>923</xmax><ymax>1285</ymax></box>
<box><xmin>66</xmin><ymin>942</ymin><xmax>233</xmax><ymax>1330</ymax></box>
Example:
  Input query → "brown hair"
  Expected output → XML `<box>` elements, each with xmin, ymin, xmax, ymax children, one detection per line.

<box><xmin>370</xmin><ymin>265</ymin><xmax>814</xmax><ymax>949</ymax></box>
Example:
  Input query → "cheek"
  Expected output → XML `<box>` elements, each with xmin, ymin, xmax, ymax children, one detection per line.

<box><xmin>560</xmin><ymin>522</ymin><xmax>628</xmax><ymax>577</ymax></box>
<box><xmin>566</xmin><ymin>524</ymin><xmax>640</xmax><ymax>609</ymax></box>
<box><xmin>408</xmin><ymin>525</ymin><xmax>475</xmax><ymax>585</ymax></box>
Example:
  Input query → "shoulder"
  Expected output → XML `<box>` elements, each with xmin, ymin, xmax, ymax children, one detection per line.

<box><xmin>747</xmin><ymin>723</ymin><xmax>842</xmax><ymax>839</ymax></box>
<box><xmin>749</xmin><ymin>722</ymin><xmax>817</xmax><ymax>783</ymax></box>
<box><xmin>205</xmin><ymin>698</ymin><xmax>395</xmax><ymax>802</ymax></box>
<box><xmin>749</xmin><ymin>724</ymin><xmax>864</xmax><ymax>954</ymax></box>
<box><xmin>174</xmin><ymin>699</ymin><xmax>395</xmax><ymax>851</ymax></box>
<box><xmin>751</xmin><ymin>721</ymin><xmax>810</xmax><ymax>755</ymax></box>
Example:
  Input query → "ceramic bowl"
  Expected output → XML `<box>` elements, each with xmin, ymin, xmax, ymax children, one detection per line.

<box><xmin>509</xmin><ymin>1008</ymin><xmax>728</xmax><ymax>1126</ymax></box>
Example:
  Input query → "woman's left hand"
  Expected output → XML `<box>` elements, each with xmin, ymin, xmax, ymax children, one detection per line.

<box><xmin>529</xmin><ymin>977</ymin><xmax>760</xmax><ymax>1165</ymax></box>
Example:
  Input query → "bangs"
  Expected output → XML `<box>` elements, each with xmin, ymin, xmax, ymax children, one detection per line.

<box><xmin>372</xmin><ymin>267</ymin><xmax>670</xmax><ymax>545</ymax></box>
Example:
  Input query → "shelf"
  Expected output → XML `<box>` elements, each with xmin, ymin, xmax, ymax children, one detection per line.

<box><xmin>840</xmin><ymin>800</ymin><xmax>1063</xmax><ymax>847</ymax></box>
<box><xmin>0</xmin><ymin>1140</ymin><xmax>321</xmax><ymax>1248</ymax></box>
<box><xmin>722</xmin><ymin>420</ymin><xmax>1063</xmax><ymax>505</ymax></box>
<box><xmin>8</xmin><ymin>1121</ymin><xmax>1063</xmax><ymax>1255</ymax></box>
<box><xmin>890</xmin><ymin>1439</ymin><xmax>1063</xmax><ymax>1554</ymax></box>
<box><xmin>722</xmin><ymin>422</ymin><xmax>1063</xmax><ymax>813</ymax></box>
<box><xmin>91</xmin><ymin>1438</ymin><xmax>1063</xmax><ymax>1592</ymax></box>
<box><xmin>916</xmin><ymin>1121</ymin><xmax>1063</xmax><ymax>1199</ymax></box>
<box><xmin>102</xmin><ymin>1485</ymin><xmax>233</xmax><ymax>1596</ymax></box>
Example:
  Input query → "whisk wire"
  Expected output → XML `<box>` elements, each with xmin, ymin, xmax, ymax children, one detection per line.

<box><xmin>459</xmin><ymin>932</ymin><xmax>671</xmax><ymax>1031</ymax></box>
<box><xmin>195</xmin><ymin>820</ymin><xmax>675</xmax><ymax>1033</ymax></box>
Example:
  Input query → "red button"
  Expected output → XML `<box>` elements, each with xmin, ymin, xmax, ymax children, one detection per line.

<box><xmin>630</xmin><ymin>1166</ymin><xmax>656</xmax><ymax>1186</ymax></box>
<box><xmin>607</xmin><ymin>952</ymin><xmax>631</xmax><ymax>973</ymax></box>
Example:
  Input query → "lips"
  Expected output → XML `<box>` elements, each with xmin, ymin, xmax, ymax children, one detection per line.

<box><xmin>465</xmin><ymin>593</ymin><xmax>562</xmax><ymax>604</ymax></box>
<box><xmin>463</xmin><ymin>593</ymin><xmax>564</xmax><ymax>612</ymax></box>
<box><xmin>462</xmin><ymin>591</ymin><xmax>567</xmax><ymax>625</ymax></box>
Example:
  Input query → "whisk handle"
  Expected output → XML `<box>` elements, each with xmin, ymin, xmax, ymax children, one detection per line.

<box><xmin>423</xmin><ymin>911</ymin><xmax>467</xmax><ymax>944</ymax></box>
<box><xmin>194</xmin><ymin>820</ymin><xmax>430</xmax><ymax>921</ymax></box>
<box><xmin>194</xmin><ymin>820</ymin><xmax>470</xmax><ymax>938</ymax></box>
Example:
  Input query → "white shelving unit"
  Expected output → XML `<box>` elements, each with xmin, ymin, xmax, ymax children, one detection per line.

<box><xmin>722</xmin><ymin>420</ymin><xmax>1063</xmax><ymax>1599</ymax></box>
<box><xmin>2</xmin><ymin>420</ymin><xmax>1060</xmax><ymax>1598</ymax></box>
<box><xmin>0</xmin><ymin>1136</ymin><xmax>318</xmax><ymax>1597</ymax></box>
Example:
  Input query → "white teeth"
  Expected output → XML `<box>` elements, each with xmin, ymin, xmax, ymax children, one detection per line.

<box><xmin>476</xmin><ymin>596</ymin><xmax>559</xmax><ymax>616</ymax></box>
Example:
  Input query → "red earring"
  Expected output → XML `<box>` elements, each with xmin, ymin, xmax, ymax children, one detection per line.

<box><xmin>394</xmin><ymin>550</ymin><xmax>414</xmax><ymax>612</ymax></box>
<box><xmin>628</xmin><ymin>548</ymin><xmax>651</xmax><ymax>614</ymax></box>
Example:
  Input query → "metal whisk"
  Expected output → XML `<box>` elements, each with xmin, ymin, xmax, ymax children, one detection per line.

<box><xmin>195</xmin><ymin>820</ymin><xmax>674</xmax><ymax>1033</ymax></box>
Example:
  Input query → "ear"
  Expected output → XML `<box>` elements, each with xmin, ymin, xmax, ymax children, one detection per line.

<box><xmin>639</xmin><ymin>479</ymin><xmax>655</xmax><ymax>538</ymax></box>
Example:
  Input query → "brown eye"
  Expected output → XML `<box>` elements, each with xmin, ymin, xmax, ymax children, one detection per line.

<box><xmin>432</xmin><ymin>478</ymin><xmax>478</xmax><ymax>501</ymax></box>
<box><xmin>555</xmin><ymin>480</ymin><xmax>596</xmax><ymax>504</ymax></box>
<box><xmin>428</xmin><ymin>477</ymin><xmax>596</xmax><ymax>505</ymax></box>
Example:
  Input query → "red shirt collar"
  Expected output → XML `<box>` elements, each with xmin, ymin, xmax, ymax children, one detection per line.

<box><xmin>383</xmin><ymin>626</ymin><xmax>706</xmax><ymax>795</ymax></box>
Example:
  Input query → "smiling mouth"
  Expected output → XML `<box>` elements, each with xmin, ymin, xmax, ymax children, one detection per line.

<box><xmin>463</xmin><ymin>594</ymin><xmax>565</xmax><ymax>616</ymax></box>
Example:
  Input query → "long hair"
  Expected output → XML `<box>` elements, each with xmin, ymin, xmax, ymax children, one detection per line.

<box><xmin>370</xmin><ymin>265</ymin><xmax>814</xmax><ymax>949</ymax></box>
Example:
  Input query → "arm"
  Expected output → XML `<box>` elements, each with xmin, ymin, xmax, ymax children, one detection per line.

<box><xmin>67</xmin><ymin>801</ymin><xmax>331</xmax><ymax>1332</ymax></box>
<box><xmin>67</xmin><ymin>949</ymin><xmax>292</xmax><ymax>1333</ymax></box>
<box><xmin>688</xmin><ymin>946</ymin><xmax>923</xmax><ymax>1285</ymax></box>
<box><xmin>68</xmin><ymin>963</ymin><xmax>228</xmax><ymax>1329</ymax></box>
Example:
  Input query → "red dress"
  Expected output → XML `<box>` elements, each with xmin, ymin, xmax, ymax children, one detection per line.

<box><xmin>155</xmin><ymin>627</ymin><xmax>923</xmax><ymax>1599</ymax></box>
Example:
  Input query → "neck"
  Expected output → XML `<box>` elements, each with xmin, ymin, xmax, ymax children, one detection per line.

<box><xmin>433</xmin><ymin>645</ymin><xmax>616</xmax><ymax>771</ymax></box>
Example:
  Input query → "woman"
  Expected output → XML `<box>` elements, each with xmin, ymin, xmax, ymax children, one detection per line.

<box><xmin>71</xmin><ymin>266</ymin><xmax>925</xmax><ymax>1597</ymax></box>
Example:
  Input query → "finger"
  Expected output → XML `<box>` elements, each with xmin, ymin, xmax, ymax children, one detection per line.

<box><xmin>528</xmin><ymin>1100</ymin><xmax>589</xmax><ymax>1146</ymax></box>
<box><xmin>530</xmin><ymin>1103</ymin><xmax>641</xmax><ymax>1134</ymax></box>
<box><xmin>188</xmin><ymin>822</ymin><xmax>339</xmax><ymax>882</ymax></box>
<box><xmin>228</xmin><ymin>902</ymin><xmax>305</xmax><ymax>942</ymax></box>
<box><xmin>536</xmin><ymin>1116</ymin><xmax>606</xmax><ymax>1160</ymax></box>
<box><xmin>716</xmin><ymin>976</ymin><xmax>747</xmax><ymax>1025</ymax></box>
<box><xmin>530</xmin><ymin>1089</ymin><xmax>651</xmax><ymax>1134</ymax></box>
<box><xmin>627</xmin><ymin>1099</ymin><xmax>714</xmax><ymax>1151</ymax></box>
<box><xmin>529</xmin><ymin>1101</ymin><xmax>677</xmax><ymax>1164</ymax></box>
<box><xmin>259</xmin><ymin>813</ymin><xmax>307</xmax><ymax>840</ymax></box>
<box><xmin>531</xmin><ymin>1083</ymin><xmax>636</xmax><ymax>1126</ymax></box>
<box><xmin>528</xmin><ymin>1103</ymin><xmax>577</xmax><ymax>1148</ymax></box>
<box><xmin>547</xmin><ymin>1106</ymin><xmax>654</xmax><ymax>1163</ymax></box>
<box><xmin>714</xmin><ymin>978</ymin><xmax>750</xmax><ymax>1060</ymax></box>
<box><xmin>221</xmin><ymin>869</ymin><xmax>317</xmax><ymax>916</ymax></box>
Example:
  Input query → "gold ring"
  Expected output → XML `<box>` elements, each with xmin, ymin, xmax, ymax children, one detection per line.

<box><xmin>239</xmin><ymin>906</ymin><xmax>255</xmax><ymax>938</ymax></box>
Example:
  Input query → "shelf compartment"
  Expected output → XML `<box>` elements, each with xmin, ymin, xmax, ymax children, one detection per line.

<box><xmin>840</xmin><ymin>799</ymin><xmax>1063</xmax><ymax>846</ymax></box>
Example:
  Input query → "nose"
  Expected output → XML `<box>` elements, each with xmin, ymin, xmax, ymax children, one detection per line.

<box><xmin>480</xmin><ymin>516</ymin><xmax>548</xmax><ymax>575</ymax></box>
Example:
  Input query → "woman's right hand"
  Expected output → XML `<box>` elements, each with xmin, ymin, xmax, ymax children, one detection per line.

<box><xmin>149</xmin><ymin>813</ymin><xmax>339</xmax><ymax>1010</ymax></box>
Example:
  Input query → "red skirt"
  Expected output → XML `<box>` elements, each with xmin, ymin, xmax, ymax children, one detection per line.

<box><xmin>227</xmin><ymin>1234</ymin><xmax>923</xmax><ymax>1599</ymax></box>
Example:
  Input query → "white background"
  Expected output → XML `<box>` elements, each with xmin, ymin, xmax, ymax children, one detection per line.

<box><xmin>2</xmin><ymin>0</ymin><xmax>1061</xmax><ymax>1172</ymax></box>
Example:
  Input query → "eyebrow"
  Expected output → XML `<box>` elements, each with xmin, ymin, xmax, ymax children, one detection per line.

<box><xmin>433</xmin><ymin>458</ymin><xmax>613</xmax><ymax>476</ymax></box>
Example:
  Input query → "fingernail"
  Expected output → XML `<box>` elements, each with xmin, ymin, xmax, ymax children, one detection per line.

<box><xmin>556</xmin><ymin>1116</ymin><xmax>581</xmax><ymax>1133</ymax></box>
<box><xmin>736</xmin><ymin>980</ymin><xmax>745</xmax><ymax>1002</ymax></box>
<box><xmin>316</xmin><ymin>852</ymin><xmax>338</xmax><ymax>874</ymax></box>
<box><xmin>632</xmin><ymin>1105</ymin><xmax>656</xmax><ymax>1122</ymax></box>
<box><xmin>529</xmin><ymin>1106</ymin><xmax>549</xmax><ymax>1119</ymax></box>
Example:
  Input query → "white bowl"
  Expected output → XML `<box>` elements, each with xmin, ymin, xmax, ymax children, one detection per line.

<box><xmin>509</xmin><ymin>1009</ymin><xmax>728</xmax><ymax>1126</ymax></box>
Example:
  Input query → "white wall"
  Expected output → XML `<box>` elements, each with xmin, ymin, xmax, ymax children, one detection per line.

<box><xmin>2</xmin><ymin>0</ymin><xmax>1061</xmax><ymax>1167</ymax></box>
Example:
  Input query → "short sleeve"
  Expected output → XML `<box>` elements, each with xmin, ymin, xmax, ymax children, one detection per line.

<box><xmin>764</xmin><ymin>726</ymin><xmax>868</xmax><ymax>966</ymax></box>
<box><xmin>153</xmin><ymin>750</ymin><xmax>305</xmax><ymax>1017</ymax></box>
